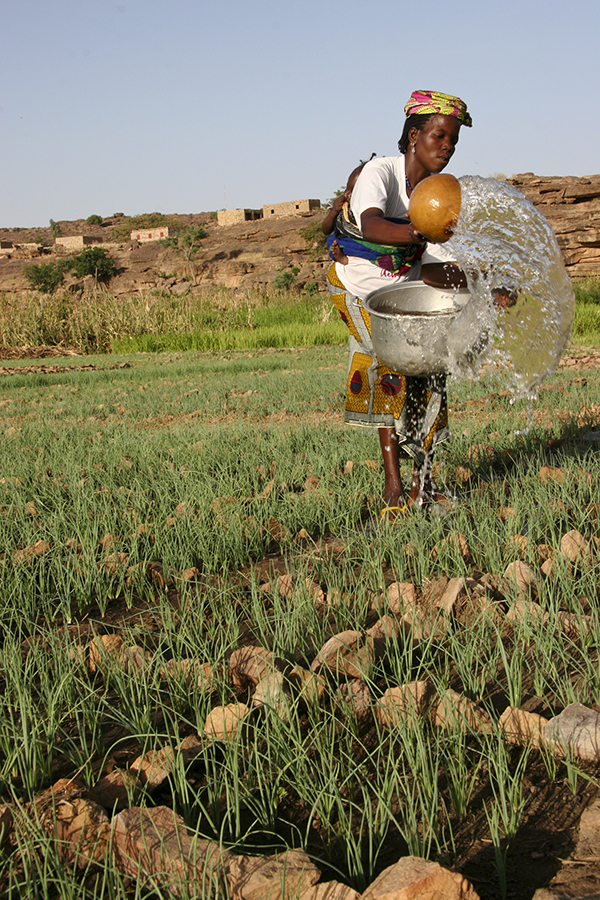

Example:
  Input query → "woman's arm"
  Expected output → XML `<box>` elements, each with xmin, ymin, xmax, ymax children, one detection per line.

<box><xmin>421</xmin><ymin>262</ymin><xmax>467</xmax><ymax>289</ymax></box>
<box><xmin>361</xmin><ymin>207</ymin><xmax>422</xmax><ymax>246</ymax></box>
<box><xmin>321</xmin><ymin>193</ymin><xmax>347</xmax><ymax>235</ymax></box>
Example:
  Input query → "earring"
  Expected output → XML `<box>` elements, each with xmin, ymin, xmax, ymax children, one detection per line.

<box><xmin>412</xmin><ymin>143</ymin><xmax>416</xmax><ymax>154</ymax></box>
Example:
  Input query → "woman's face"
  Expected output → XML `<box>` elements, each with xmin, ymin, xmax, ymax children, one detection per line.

<box><xmin>411</xmin><ymin>114</ymin><xmax>461</xmax><ymax>174</ymax></box>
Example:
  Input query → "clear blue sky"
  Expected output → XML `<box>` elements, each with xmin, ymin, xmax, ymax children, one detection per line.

<box><xmin>2</xmin><ymin>0</ymin><xmax>599</xmax><ymax>227</ymax></box>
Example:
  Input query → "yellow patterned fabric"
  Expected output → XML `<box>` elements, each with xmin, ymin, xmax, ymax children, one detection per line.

<box><xmin>326</xmin><ymin>264</ymin><xmax>449</xmax><ymax>464</ymax></box>
<box><xmin>404</xmin><ymin>90</ymin><xmax>472</xmax><ymax>127</ymax></box>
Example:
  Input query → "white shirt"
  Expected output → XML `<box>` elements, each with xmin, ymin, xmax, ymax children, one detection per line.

<box><xmin>335</xmin><ymin>155</ymin><xmax>455</xmax><ymax>299</ymax></box>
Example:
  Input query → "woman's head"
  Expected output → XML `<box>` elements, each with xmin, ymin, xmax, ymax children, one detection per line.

<box><xmin>398</xmin><ymin>90</ymin><xmax>471</xmax><ymax>155</ymax></box>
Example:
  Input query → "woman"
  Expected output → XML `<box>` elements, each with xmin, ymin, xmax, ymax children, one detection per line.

<box><xmin>326</xmin><ymin>90</ymin><xmax>471</xmax><ymax>516</ymax></box>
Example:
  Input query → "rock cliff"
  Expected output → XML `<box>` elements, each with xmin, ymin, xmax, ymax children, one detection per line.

<box><xmin>508</xmin><ymin>173</ymin><xmax>600</xmax><ymax>279</ymax></box>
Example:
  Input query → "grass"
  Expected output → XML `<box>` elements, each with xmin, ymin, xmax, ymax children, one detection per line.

<box><xmin>0</xmin><ymin>345</ymin><xmax>599</xmax><ymax>896</ymax></box>
<box><xmin>1</xmin><ymin>276</ymin><xmax>598</xmax><ymax>357</ymax></box>
<box><xmin>0</xmin><ymin>285</ymin><xmax>347</xmax><ymax>355</ymax></box>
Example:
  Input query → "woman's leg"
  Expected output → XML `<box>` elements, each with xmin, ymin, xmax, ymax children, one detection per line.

<box><xmin>379</xmin><ymin>427</ymin><xmax>405</xmax><ymax>508</ymax></box>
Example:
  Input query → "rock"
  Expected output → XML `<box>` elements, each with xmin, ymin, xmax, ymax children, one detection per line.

<box><xmin>360</xmin><ymin>855</ymin><xmax>480</xmax><ymax>900</ymax></box>
<box><xmin>433</xmin><ymin>689</ymin><xmax>492</xmax><ymax>734</ymax></box>
<box><xmin>88</xmin><ymin>633</ymin><xmax>124</xmax><ymax>674</ymax></box>
<box><xmin>130</xmin><ymin>747</ymin><xmax>175</xmax><ymax>791</ymax></box>
<box><xmin>300</xmin><ymin>882</ymin><xmax>359</xmax><ymax>900</ymax></box>
<box><xmin>435</xmin><ymin>577</ymin><xmax>468</xmax><ymax>615</ymax></box>
<box><xmin>204</xmin><ymin>702</ymin><xmax>250</xmax><ymax>741</ymax></box>
<box><xmin>502</xmin><ymin>561</ymin><xmax>539</xmax><ymax>600</ymax></box>
<box><xmin>112</xmin><ymin>806</ymin><xmax>227</xmax><ymax>897</ymax></box>
<box><xmin>311</xmin><ymin>630</ymin><xmax>375</xmax><ymax>679</ymax></box>
<box><xmin>499</xmin><ymin>706</ymin><xmax>547</xmax><ymax>748</ymax></box>
<box><xmin>432</xmin><ymin>533</ymin><xmax>472</xmax><ymax>564</ymax></box>
<box><xmin>376</xmin><ymin>682</ymin><xmax>435</xmax><ymax>728</ymax></box>
<box><xmin>226</xmin><ymin>848</ymin><xmax>320</xmax><ymax>900</ymax></box>
<box><xmin>335</xmin><ymin>680</ymin><xmax>373</xmax><ymax>724</ymax></box>
<box><xmin>573</xmin><ymin>796</ymin><xmax>600</xmax><ymax>860</ymax></box>
<box><xmin>34</xmin><ymin>779</ymin><xmax>110</xmax><ymax>867</ymax></box>
<box><xmin>560</xmin><ymin>529</ymin><xmax>592</xmax><ymax>565</ymax></box>
<box><xmin>505</xmin><ymin>599</ymin><xmax>548</xmax><ymax>629</ymax></box>
<box><xmin>0</xmin><ymin>804</ymin><xmax>13</xmax><ymax>850</ymax></box>
<box><xmin>384</xmin><ymin>582</ymin><xmax>417</xmax><ymax>616</ymax></box>
<box><xmin>367</xmin><ymin>615</ymin><xmax>402</xmax><ymax>649</ymax></box>
<box><xmin>543</xmin><ymin>703</ymin><xmax>600</xmax><ymax>761</ymax></box>
<box><xmin>93</xmin><ymin>769</ymin><xmax>141</xmax><ymax>811</ymax></box>
<box><xmin>287</xmin><ymin>665</ymin><xmax>327</xmax><ymax>708</ymax></box>
<box><xmin>161</xmin><ymin>658</ymin><xmax>216</xmax><ymax>689</ymax></box>
<box><xmin>253</xmin><ymin>670</ymin><xmax>291</xmax><ymax>717</ymax></box>
<box><xmin>538</xmin><ymin>465</ymin><xmax>566</xmax><ymax>483</ymax></box>
<box><xmin>230</xmin><ymin>646</ymin><xmax>278</xmax><ymax>690</ymax></box>
<box><xmin>557</xmin><ymin>610</ymin><xmax>591</xmax><ymax>641</ymax></box>
<box><xmin>121</xmin><ymin>643</ymin><xmax>151</xmax><ymax>673</ymax></box>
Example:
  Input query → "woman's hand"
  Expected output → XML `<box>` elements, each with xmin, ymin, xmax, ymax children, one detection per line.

<box><xmin>493</xmin><ymin>288</ymin><xmax>518</xmax><ymax>309</ymax></box>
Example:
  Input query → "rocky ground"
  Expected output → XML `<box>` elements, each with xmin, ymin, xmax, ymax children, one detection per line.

<box><xmin>1</xmin><ymin>172</ymin><xmax>598</xmax><ymax>299</ymax></box>
<box><xmin>0</xmin><ymin>210</ymin><xmax>329</xmax><ymax>296</ymax></box>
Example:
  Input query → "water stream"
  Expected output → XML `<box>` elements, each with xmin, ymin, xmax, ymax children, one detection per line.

<box><xmin>445</xmin><ymin>176</ymin><xmax>575</xmax><ymax>399</ymax></box>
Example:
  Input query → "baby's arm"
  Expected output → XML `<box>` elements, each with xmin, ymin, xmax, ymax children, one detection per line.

<box><xmin>321</xmin><ymin>193</ymin><xmax>346</xmax><ymax>235</ymax></box>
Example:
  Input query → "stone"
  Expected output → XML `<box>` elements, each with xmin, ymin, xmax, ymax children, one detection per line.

<box><xmin>557</xmin><ymin>611</ymin><xmax>591</xmax><ymax>641</ymax></box>
<box><xmin>121</xmin><ymin>644</ymin><xmax>151</xmax><ymax>673</ymax></box>
<box><xmin>573</xmin><ymin>796</ymin><xmax>600</xmax><ymax>860</ymax></box>
<box><xmin>560</xmin><ymin>529</ymin><xmax>592</xmax><ymax>565</ymax></box>
<box><xmin>360</xmin><ymin>855</ymin><xmax>480</xmax><ymax>900</ymax></box>
<box><xmin>0</xmin><ymin>804</ymin><xmax>13</xmax><ymax>850</ymax></box>
<box><xmin>335</xmin><ymin>680</ymin><xmax>373</xmax><ymax>724</ymax></box>
<box><xmin>384</xmin><ymin>582</ymin><xmax>417</xmax><ymax>616</ymax></box>
<box><xmin>543</xmin><ymin>703</ymin><xmax>600</xmax><ymax>761</ymax></box>
<box><xmin>34</xmin><ymin>779</ymin><xmax>110</xmax><ymax>867</ymax></box>
<box><xmin>435</xmin><ymin>577</ymin><xmax>468</xmax><ymax>615</ymax></box>
<box><xmin>311</xmin><ymin>630</ymin><xmax>375</xmax><ymax>680</ymax></box>
<box><xmin>93</xmin><ymin>769</ymin><xmax>141</xmax><ymax>811</ymax></box>
<box><xmin>367</xmin><ymin>615</ymin><xmax>402</xmax><ymax>647</ymax></box>
<box><xmin>112</xmin><ymin>806</ymin><xmax>227</xmax><ymax>897</ymax></box>
<box><xmin>253</xmin><ymin>670</ymin><xmax>291</xmax><ymax>717</ymax></box>
<box><xmin>433</xmin><ymin>689</ymin><xmax>492</xmax><ymax>734</ymax></box>
<box><xmin>538</xmin><ymin>465</ymin><xmax>566</xmax><ymax>483</ymax></box>
<box><xmin>376</xmin><ymin>682</ymin><xmax>435</xmax><ymax>728</ymax></box>
<box><xmin>502</xmin><ymin>561</ymin><xmax>539</xmax><ymax>599</ymax></box>
<box><xmin>226</xmin><ymin>848</ymin><xmax>321</xmax><ymax>900</ymax></box>
<box><xmin>204</xmin><ymin>703</ymin><xmax>250</xmax><ymax>741</ymax></box>
<box><xmin>505</xmin><ymin>598</ymin><xmax>548</xmax><ymax>629</ymax></box>
<box><xmin>499</xmin><ymin>706</ymin><xmax>547</xmax><ymax>748</ymax></box>
<box><xmin>300</xmin><ymin>882</ymin><xmax>359</xmax><ymax>900</ymax></box>
<box><xmin>230</xmin><ymin>646</ymin><xmax>278</xmax><ymax>690</ymax></box>
<box><xmin>432</xmin><ymin>533</ymin><xmax>472</xmax><ymax>564</ymax></box>
<box><xmin>88</xmin><ymin>633</ymin><xmax>124</xmax><ymax>674</ymax></box>
<box><xmin>130</xmin><ymin>746</ymin><xmax>175</xmax><ymax>791</ymax></box>
<box><xmin>161</xmin><ymin>658</ymin><xmax>216</xmax><ymax>689</ymax></box>
<box><xmin>287</xmin><ymin>665</ymin><xmax>327</xmax><ymax>708</ymax></box>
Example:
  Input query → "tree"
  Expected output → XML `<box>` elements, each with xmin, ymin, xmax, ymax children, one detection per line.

<box><xmin>161</xmin><ymin>225</ymin><xmax>207</xmax><ymax>284</ymax></box>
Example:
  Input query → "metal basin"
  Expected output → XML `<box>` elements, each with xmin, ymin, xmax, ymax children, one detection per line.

<box><xmin>364</xmin><ymin>281</ymin><xmax>485</xmax><ymax>376</ymax></box>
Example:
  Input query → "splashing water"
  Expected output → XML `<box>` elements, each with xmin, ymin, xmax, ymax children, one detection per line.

<box><xmin>444</xmin><ymin>176</ymin><xmax>575</xmax><ymax>399</ymax></box>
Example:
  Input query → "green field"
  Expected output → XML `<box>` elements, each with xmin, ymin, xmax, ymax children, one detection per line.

<box><xmin>0</xmin><ymin>341</ymin><xmax>599</xmax><ymax>897</ymax></box>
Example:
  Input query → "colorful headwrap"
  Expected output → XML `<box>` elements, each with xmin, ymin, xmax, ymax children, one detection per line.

<box><xmin>404</xmin><ymin>90</ymin><xmax>472</xmax><ymax>127</ymax></box>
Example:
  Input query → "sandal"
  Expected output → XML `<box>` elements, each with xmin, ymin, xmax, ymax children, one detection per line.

<box><xmin>380</xmin><ymin>504</ymin><xmax>408</xmax><ymax>519</ymax></box>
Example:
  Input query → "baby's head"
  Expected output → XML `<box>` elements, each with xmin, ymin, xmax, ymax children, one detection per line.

<box><xmin>344</xmin><ymin>154</ymin><xmax>376</xmax><ymax>201</ymax></box>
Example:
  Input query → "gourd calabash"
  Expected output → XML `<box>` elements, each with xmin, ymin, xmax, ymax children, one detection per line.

<box><xmin>408</xmin><ymin>173</ymin><xmax>461</xmax><ymax>243</ymax></box>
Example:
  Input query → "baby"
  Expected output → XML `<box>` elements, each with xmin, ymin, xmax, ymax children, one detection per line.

<box><xmin>321</xmin><ymin>155</ymin><xmax>375</xmax><ymax>265</ymax></box>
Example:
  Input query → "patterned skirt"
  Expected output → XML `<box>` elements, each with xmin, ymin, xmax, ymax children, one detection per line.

<box><xmin>327</xmin><ymin>263</ymin><xmax>449</xmax><ymax>465</ymax></box>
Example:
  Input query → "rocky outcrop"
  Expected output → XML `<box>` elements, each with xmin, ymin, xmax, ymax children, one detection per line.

<box><xmin>509</xmin><ymin>173</ymin><xmax>600</xmax><ymax>279</ymax></box>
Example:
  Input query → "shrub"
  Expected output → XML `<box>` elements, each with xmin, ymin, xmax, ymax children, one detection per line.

<box><xmin>49</xmin><ymin>218</ymin><xmax>61</xmax><ymax>238</ymax></box>
<box><xmin>24</xmin><ymin>261</ymin><xmax>68</xmax><ymax>294</ymax></box>
<box><xmin>86</xmin><ymin>214</ymin><xmax>103</xmax><ymax>225</ymax></box>
<box><xmin>272</xmin><ymin>271</ymin><xmax>295</xmax><ymax>289</ymax></box>
<box><xmin>69</xmin><ymin>247</ymin><xmax>116</xmax><ymax>280</ymax></box>
<box><xmin>300</xmin><ymin>221</ymin><xmax>328</xmax><ymax>260</ymax></box>
<box><xmin>305</xmin><ymin>281</ymin><xmax>319</xmax><ymax>296</ymax></box>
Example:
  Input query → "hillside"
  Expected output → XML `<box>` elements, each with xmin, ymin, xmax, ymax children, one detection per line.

<box><xmin>1</xmin><ymin>173</ymin><xmax>599</xmax><ymax>298</ymax></box>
